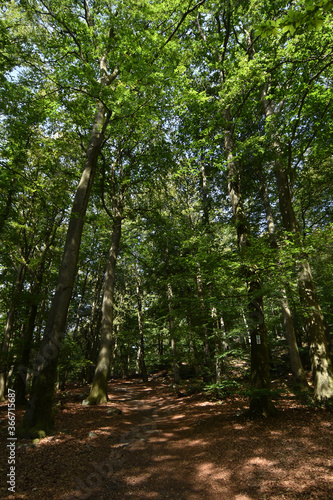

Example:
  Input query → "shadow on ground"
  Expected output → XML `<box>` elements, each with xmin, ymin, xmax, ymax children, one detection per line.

<box><xmin>1</xmin><ymin>379</ymin><xmax>332</xmax><ymax>499</ymax></box>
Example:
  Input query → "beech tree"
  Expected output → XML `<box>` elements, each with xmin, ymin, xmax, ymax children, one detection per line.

<box><xmin>257</xmin><ymin>11</ymin><xmax>333</xmax><ymax>400</ymax></box>
<box><xmin>12</xmin><ymin>0</ymin><xmax>207</xmax><ymax>435</ymax></box>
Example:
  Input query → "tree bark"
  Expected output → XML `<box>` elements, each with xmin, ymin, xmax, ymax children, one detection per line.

<box><xmin>15</xmin><ymin>301</ymin><xmax>38</xmax><ymax>406</ymax></box>
<box><xmin>212</xmin><ymin>308</ymin><xmax>225</xmax><ymax>383</ymax></box>
<box><xmin>82</xmin><ymin>260</ymin><xmax>104</xmax><ymax>384</ymax></box>
<box><xmin>84</xmin><ymin>215</ymin><xmax>122</xmax><ymax>404</ymax></box>
<box><xmin>262</xmin><ymin>88</ymin><xmax>333</xmax><ymax>401</ymax></box>
<box><xmin>0</xmin><ymin>264</ymin><xmax>26</xmax><ymax>402</ymax></box>
<box><xmin>136</xmin><ymin>281</ymin><xmax>148</xmax><ymax>383</ymax></box>
<box><xmin>195</xmin><ymin>262</ymin><xmax>211</xmax><ymax>380</ymax></box>
<box><xmin>223</xmin><ymin>107</ymin><xmax>275</xmax><ymax>416</ymax></box>
<box><xmin>167</xmin><ymin>282</ymin><xmax>180</xmax><ymax>384</ymax></box>
<box><xmin>259</xmin><ymin>170</ymin><xmax>309</xmax><ymax>390</ymax></box>
<box><xmin>165</xmin><ymin>241</ymin><xmax>180</xmax><ymax>383</ymax></box>
<box><xmin>21</xmin><ymin>92</ymin><xmax>109</xmax><ymax>435</ymax></box>
<box><xmin>298</xmin><ymin>257</ymin><xmax>333</xmax><ymax>400</ymax></box>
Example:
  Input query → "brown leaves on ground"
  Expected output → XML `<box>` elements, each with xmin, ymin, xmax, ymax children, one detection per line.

<box><xmin>1</xmin><ymin>377</ymin><xmax>333</xmax><ymax>499</ymax></box>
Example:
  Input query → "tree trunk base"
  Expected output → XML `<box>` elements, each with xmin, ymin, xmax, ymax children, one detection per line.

<box><xmin>83</xmin><ymin>393</ymin><xmax>109</xmax><ymax>405</ymax></box>
<box><xmin>249</xmin><ymin>394</ymin><xmax>277</xmax><ymax>417</ymax></box>
<box><xmin>18</xmin><ymin>400</ymin><xmax>54</xmax><ymax>439</ymax></box>
<box><xmin>84</xmin><ymin>375</ymin><xmax>109</xmax><ymax>405</ymax></box>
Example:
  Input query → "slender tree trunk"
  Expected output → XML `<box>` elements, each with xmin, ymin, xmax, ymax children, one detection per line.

<box><xmin>136</xmin><ymin>345</ymin><xmax>142</xmax><ymax>375</ymax></box>
<box><xmin>136</xmin><ymin>281</ymin><xmax>148</xmax><ymax>383</ymax></box>
<box><xmin>187</xmin><ymin>306</ymin><xmax>199</xmax><ymax>367</ymax></box>
<box><xmin>247</xmin><ymin>277</ymin><xmax>274</xmax><ymax>415</ymax></box>
<box><xmin>15</xmin><ymin>301</ymin><xmax>38</xmax><ymax>405</ymax></box>
<box><xmin>215</xmin><ymin>337</ymin><xmax>222</xmax><ymax>383</ymax></box>
<box><xmin>0</xmin><ymin>264</ymin><xmax>26</xmax><ymax>401</ymax></box>
<box><xmin>0</xmin><ymin>305</ymin><xmax>15</xmax><ymax>402</ymax></box>
<box><xmin>262</xmin><ymin>89</ymin><xmax>333</xmax><ymax>401</ymax></box>
<box><xmin>119</xmin><ymin>344</ymin><xmax>128</xmax><ymax>379</ymax></box>
<box><xmin>0</xmin><ymin>306</ymin><xmax>15</xmax><ymax>402</ymax></box>
<box><xmin>167</xmin><ymin>283</ymin><xmax>180</xmax><ymax>384</ymax></box>
<box><xmin>223</xmin><ymin>108</ymin><xmax>275</xmax><ymax>416</ymax></box>
<box><xmin>0</xmin><ymin>186</ymin><xmax>14</xmax><ymax>234</ymax></box>
<box><xmin>110</xmin><ymin>326</ymin><xmax>118</xmax><ymax>377</ymax></box>
<box><xmin>165</xmin><ymin>241</ymin><xmax>180</xmax><ymax>383</ymax></box>
<box><xmin>242</xmin><ymin>309</ymin><xmax>251</xmax><ymax>346</ymax></box>
<box><xmin>199</xmin><ymin>160</ymin><xmax>210</xmax><ymax>226</ymax></box>
<box><xmin>158</xmin><ymin>330</ymin><xmax>164</xmax><ymax>359</ymax></box>
<box><xmin>85</xmin><ymin>215</ymin><xmax>122</xmax><ymax>405</ymax></box>
<box><xmin>195</xmin><ymin>263</ymin><xmax>211</xmax><ymax>379</ymax></box>
<box><xmin>34</xmin><ymin>258</ymin><xmax>53</xmax><ymax>345</ymax></box>
<box><xmin>21</xmin><ymin>89</ymin><xmax>110</xmax><ymax>434</ymax></box>
<box><xmin>15</xmin><ymin>224</ymin><xmax>59</xmax><ymax>405</ymax></box>
<box><xmin>73</xmin><ymin>268</ymin><xmax>89</xmax><ymax>338</ymax></box>
<box><xmin>82</xmin><ymin>259</ymin><xmax>104</xmax><ymax>383</ymax></box>
<box><xmin>73</xmin><ymin>227</ymin><xmax>98</xmax><ymax>339</ymax></box>
<box><xmin>212</xmin><ymin>307</ymin><xmax>224</xmax><ymax>383</ymax></box>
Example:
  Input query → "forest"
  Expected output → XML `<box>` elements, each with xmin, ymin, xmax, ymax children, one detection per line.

<box><xmin>1</xmin><ymin>1</ymin><xmax>333</xmax><ymax>496</ymax></box>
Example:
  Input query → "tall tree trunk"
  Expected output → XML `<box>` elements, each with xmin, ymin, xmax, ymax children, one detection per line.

<box><xmin>223</xmin><ymin>108</ymin><xmax>275</xmax><ymax>416</ymax></box>
<box><xmin>242</xmin><ymin>309</ymin><xmax>251</xmax><ymax>346</ymax></box>
<box><xmin>82</xmin><ymin>260</ymin><xmax>104</xmax><ymax>383</ymax></box>
<box><xmin>280</xmin><ymin>293</ymin><xmax>309</xmax><ymax>388</ymax></box>
<box><xmin>110</xmin><ymin>326</ymin><xmax>118</xmax><ymax>378</ymax></box>
<box><xmin>165</xmin><ymin>241</ymin><xmax>180</xmax><ymax>383</ymax></box>
<box><xmin>199</xmin><ymin>160</ymin><xmax>210</xmax><ymax>226</ymax></box>
<box><xmin>73</xmin><ymin>227</ymin><xmax>98</xmax><ymax>339</ymax></box>
<box><xmin>259</xmin><ymin>170</ymin><xmax>309</xmax><ymax>390</ymax></box>
<box><xmin>15</xmin><ymin>301</ymin><xmax>38</xmax><ymax>405</ymax></box>
<box><xmin>0</xmin><ymin>185</ymin><xmax>14</xmax><ymax>234</ymax></box>
<box><xmin>136</xmin><ymin>344</ymin><xmax>142</xmax><ymax>375</ymax></box>
<box><xmin>212</xmin><ymin>307</ymin><xmax>224</xmax><ymax>383</ymax></box>
<box><xmin>136</xmin><ymin>281</ymin><xmax>148</xmax><ymax>383</ymax></box>
<box><xmin>187</xmin><ymin>305</ymin><xmax>199</xmax><ymax>367</ymax></box>
<box><xmin>158</xmin><ymin>330</ymin><xmax>164</xmax><ymax>360</ymax></box>
<box><xmin>195</xmin><ymin>263</ymin><xmax>211</xmax><ymax>379</ymax></box>
<box><xmin>15</xmin><ymin>221</ymin><xmax>60</xmax><ymax>405</ymax></box>
<box><xmin>0</xmin><ymin>264</ymin><xmax>26</xmax><ymax>401</ymax></box>
<box><xmin>262</xmin><ymin>88</ymin><xmax>333</xmax><ymax>401</ymax></box>
<box><xmin>21</xmin><ymin>83</ymin><xmax>110</xmax><ymax>434</ymax></box>
<box><xmin>85</xmin><ymin>215</ymin><xmax>122</xmax><ymax>405</ymax></box>
<box><xmin>73</xmin><ymin>268</ymin><xmax>90</xmax><ymax>339</ymax></box>
<box><xmin>167</xmin><ymin>282</ymin><xmax>180</xmax><ymax>384</ymax></box>
<box><xmin>0</xmin><ymin>306</ymin><xmax>15</xmax><ymax>402</ymax></box>
<box><xmin>298</xmin><ymin>257</ymin><xmax>333</xmax><ymax>400</ymax></box>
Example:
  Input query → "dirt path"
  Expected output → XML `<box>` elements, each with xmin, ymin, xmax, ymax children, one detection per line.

<box><xmin>1</xmin><ymin>378</ymin><xmax>333</xmax><ymax>499</ymax></box>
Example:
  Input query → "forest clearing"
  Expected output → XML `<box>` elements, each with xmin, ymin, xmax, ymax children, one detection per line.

<box><xmin>1</xmin><ymin>374</ymin><xmax>333</xmax><ymax>499</ymax></box>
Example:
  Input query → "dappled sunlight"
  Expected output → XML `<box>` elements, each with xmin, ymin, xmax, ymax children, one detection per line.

<box><xmin>193</xmin><ymin>401</ymin><xmax>216</xmax><ymax>407</ymax></box>
<box><xmin>196</xmin><ymin>461</ymin><xmax>232</xmax><ymax>481</ymax></box>
<box><xmin>170</xmin><ymin>413</ymin><xmax>186</xmax><ymax>420</ymax></box>
<box><xmin>1</xmin><ymin>379</ymin><xmax>333</xmax><ymax>499</ymax></box>
<box><xmin>246</xmin><ymin>456</ymin><xmax>276</xmax><ymax>467</ymax></box>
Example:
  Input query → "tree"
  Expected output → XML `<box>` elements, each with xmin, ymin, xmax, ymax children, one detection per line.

<box><xmin>16</xmin><ymin>0</ymin><xmax>207</xmax><ymax>434</ymax></box>
<box><xmin>259</xmin><ymin>20</ymin><xmax>333</xmax><ymax>400</ymax></box>
<box><xmin>183</xmin><ymin>0</ymin><xmax>277</xmax><ymax>415</ymax></box>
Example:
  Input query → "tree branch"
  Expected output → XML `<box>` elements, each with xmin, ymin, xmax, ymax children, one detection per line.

<box><xmin>155</xmin><ymin>0</ymin><xmax>206</xmax><ymax>57</ymax></box>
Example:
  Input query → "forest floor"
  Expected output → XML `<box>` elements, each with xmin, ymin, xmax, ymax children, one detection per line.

<box><xmin>1</xmin><ymin>374</ymin><xmax>333</xmax><ymax>500</ymax></box>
